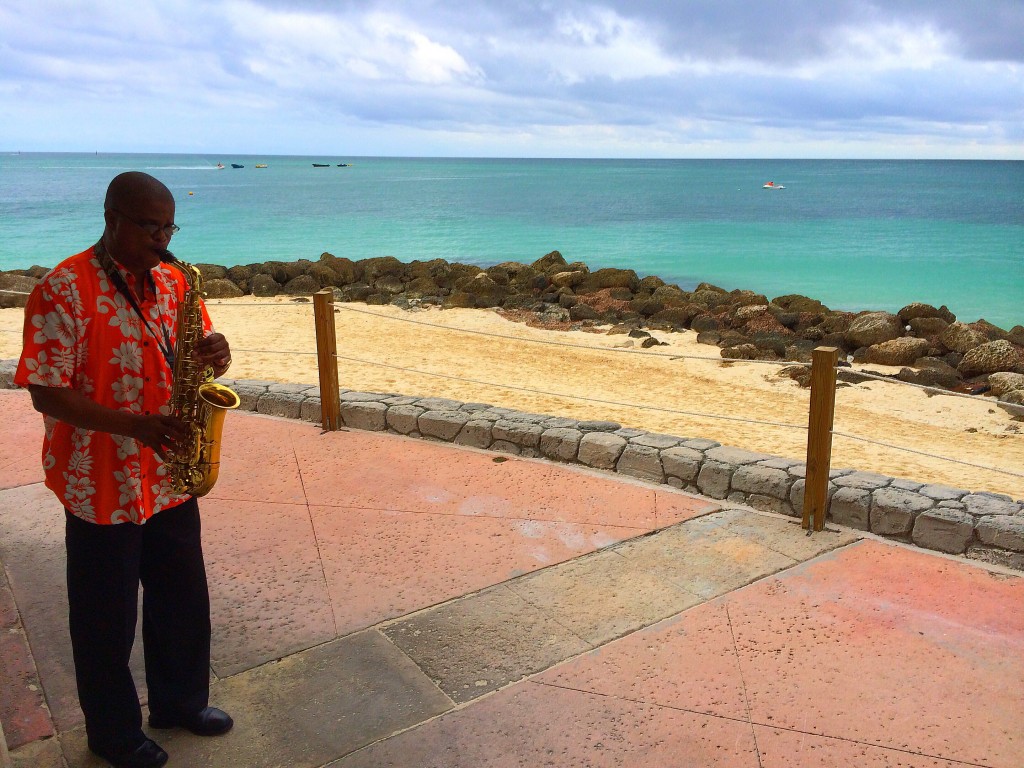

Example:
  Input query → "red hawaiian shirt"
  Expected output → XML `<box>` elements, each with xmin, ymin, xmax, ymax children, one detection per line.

<box><xmin>15</xmin><ymin>245</ymin><xmax>213</xmax><ymax>525</ymax></box>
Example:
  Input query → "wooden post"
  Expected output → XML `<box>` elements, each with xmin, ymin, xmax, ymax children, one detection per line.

<box><xmin>313</xmin><ymin>289</ymin><xmax>342</xmax><ymax>431</ymax></box>
<box><xmin>803</xmin><ymin>346</ymin><xmax>839</xmax><ymax>532</ymax></box>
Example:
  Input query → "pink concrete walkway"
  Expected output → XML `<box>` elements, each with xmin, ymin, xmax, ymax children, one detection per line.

<box><xmin>1</xmin><ymin>388</ymin><xmax>1022</xmax><ymax>768</ymax></box>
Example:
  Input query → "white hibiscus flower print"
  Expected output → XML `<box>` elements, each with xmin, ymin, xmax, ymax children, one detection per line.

<box><xmin>31</xmin><ymin>308</ymin><xmax>76</xmax><ymax>348</ymax></box>
<box><xmin>65</xmin><ymin>474</ymin><xmax>96</xmax><ymax>503</ymax></box>
<box><xmin>112</xmin><ymin>374</ymin><xmax>145</xmax><ymax>404</ymax></box>
<box><xmin>24</xmin><ymin>351</ymin><xmax>61</xmax><ymax>386</ymax></box>
<box><xmin>113</xmin><ymin>433</ymin><xmax>140</xmax><ymax>460</ymax></box>
<box><xmin>110</xmin><ymin>341</ymin><xmax>143</xmax><ymax>373</ymax></box>
<box><xmin>116</xmin><ymin>472</ymin><xmax>143</xmax><ymax>507</ymax></box>
<box><xmin>109</xmin><ymin>305</ymin><xmax>142</xmax><ymax>340</ymax></box>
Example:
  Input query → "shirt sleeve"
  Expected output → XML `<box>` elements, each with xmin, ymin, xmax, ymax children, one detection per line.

<box><xmin>14</xmin><ymin>271</ymin><xmax>80</xmax><ymax>389</ymax></box>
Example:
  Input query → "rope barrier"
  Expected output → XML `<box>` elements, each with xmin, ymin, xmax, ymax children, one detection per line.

<box><xmin>831</xmin><ymin>430</ymin><xmax>1024</xmax><ymax>479</ymax></box>
<box><xmin>329</xmin><ymin>351</ymin><xmax>808</xmax><ymax>430</ymax></box>
<box><xmin>333</xmin><ymin>303</ymin><xmax>794</xmax><ymax>366</ymax></box>
<box><xmin>207</xmin><ymin>302</ymin><xmax>314</xmax><ymax>308</ymax></box>
<box><xmin>835</xmin><ymin>366</ymin><xmax>1024</xmax><ymax>414</ymax></box>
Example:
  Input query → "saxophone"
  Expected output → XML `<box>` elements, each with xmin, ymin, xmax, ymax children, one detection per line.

<box><xmin>162</xmin><ymin>253</ymin><xmax>240</xmax><ymax>496</ymax></box>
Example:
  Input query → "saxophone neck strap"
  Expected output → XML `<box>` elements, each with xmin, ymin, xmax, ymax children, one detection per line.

<box><xmin>94</xmin><ymin>241</ymin><xmax>176</xmax><ymax>368</ymax></box>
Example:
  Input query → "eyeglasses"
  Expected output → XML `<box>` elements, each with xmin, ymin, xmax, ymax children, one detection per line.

<box><xmin>112</xmin><ymin>209</ymin><xmax>180</xmax><ymax>238</ymax></box>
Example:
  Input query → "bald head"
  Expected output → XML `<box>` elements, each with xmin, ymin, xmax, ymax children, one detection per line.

<box><xmin>104</xmin><ymin>172</ymin><xmax>174</xmax><ymax>213</ymax></box>
<box><xmin>101</xmin><ymin>172</ymin><xmax>177</xmax><ymax>279</ymax></box>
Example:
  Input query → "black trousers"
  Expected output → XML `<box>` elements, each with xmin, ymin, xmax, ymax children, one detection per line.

<box><xmin>65</xmin><ymin>498</ymin><xmax>211</xmax><ymax>754</ymax></box>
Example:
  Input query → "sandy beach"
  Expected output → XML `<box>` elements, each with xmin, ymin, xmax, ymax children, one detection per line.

<box><xmin>2</xmin><ymin>295</ymin><xmax>1021</xmax><ymax>499</ymax></box>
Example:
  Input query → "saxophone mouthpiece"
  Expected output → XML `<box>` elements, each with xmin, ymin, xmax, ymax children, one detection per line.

<box><xmin>159</xmin><ymin>249</ymin><xmax>177</xmax><ymax>263</ymax></box>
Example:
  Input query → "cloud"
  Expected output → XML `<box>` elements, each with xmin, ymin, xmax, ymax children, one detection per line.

<box><xmin>0</xmin><ymin>0</ymin><xmax>1021</xmax><ymax>157</ymax></box>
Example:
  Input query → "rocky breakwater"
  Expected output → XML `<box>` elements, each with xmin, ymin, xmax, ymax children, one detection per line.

<box><xmin>3</xmin><ymin>250</ymin><xmax>1023</xmax><ymax>406</ymax></box>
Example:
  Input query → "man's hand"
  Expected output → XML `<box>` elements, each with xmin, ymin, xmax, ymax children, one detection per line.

<box><xmin>195</xmin><ymin>332</ymin><xmax>232</xmax><ymax>378</ymax></box>
<box><xmin>130</xmin><ymin>415</ymin><xmax>191</xmax><ymax>461</ymax></box>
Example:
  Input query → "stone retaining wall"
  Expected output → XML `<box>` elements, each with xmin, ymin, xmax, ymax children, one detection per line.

<box><xmin>2</xmin><ymin>359</ymin><xmax>1021</xmax><ymax>571</ymax></box>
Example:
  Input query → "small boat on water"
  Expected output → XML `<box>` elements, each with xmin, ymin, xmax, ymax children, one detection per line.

<box><xmin>215</xmin><ymin>163</ymin><xmax>224</xmax><ymax>169</ymax></box>
<box><xmin>762</xmin><ymin>181</ymin><xmax>784</xmax><ymax>189</ymax></box>
<box><xmin>312</xmin><ymin>163</ymin><xmax>330</xmax><ymax>167</ymax></box>
<box><xmin>255</xmin><ymin>164</ymin><xmax>268</xmax><ymax>168</ymax></box>
<box><xmin>231</xmin><ymin>163</ymin><xmax>244</xmax><ymax>169</ymax></box>
<box><xmin>337</xmin><ymin>163</ymin><xmax>350</xmax><ymax>167</ymax></box>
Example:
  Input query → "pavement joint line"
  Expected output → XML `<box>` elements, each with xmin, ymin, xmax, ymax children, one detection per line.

<box><xmin>374</xmin><ymin>509</ymin><xmax>860</xmax><ymax>705</ymax></box>
<box><xmin>318</xmin><ymin>519</ymin><xmax>868</xmax><ymax>767</ymax></box>
<box><xmin>726</xmin><ymin>602</ymin><xmax>765</xmax><ymax>768</ymax></box>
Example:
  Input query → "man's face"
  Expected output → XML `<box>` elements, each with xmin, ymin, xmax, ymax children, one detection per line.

<box><xmin>106</xmin><ymin>194</ymin><xmax>176</xmax><ymax>274</ymax></box>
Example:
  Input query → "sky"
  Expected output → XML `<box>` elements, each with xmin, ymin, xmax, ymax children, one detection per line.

<box><xmin>1</xmin><ymin>0</ymin><xmax>1023</xmax><ymax>159</ymax></box>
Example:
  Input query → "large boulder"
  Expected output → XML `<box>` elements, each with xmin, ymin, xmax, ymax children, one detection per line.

<box><xmin>958</xmin><ymin>340</ymin><xmax>1024</xmax><ymax>377</ymax></box>
<box><xmin>897</xmin><ymin>363</ymin><xmax>962</xmax><ymax>389</ymax></box>
<box><xmin>0</xmin><ymin>272</ymin><xmax>39</xmax><ymax>308</ymax></box>
<box><xmin>265</xmin><ymin>260</ymin><xmax>308</xmax><ymax>284</ymax></box>
<box><xmin>550</xmin><ymin>270</ymin><xmax>587</xmax><ymax>289</ymax></box>
<box><xmin>864</xmin><ymin>337</ymin><xmax>931</xmax><ymax>366</ymax></box>
<box><xmin>578</xmin><ymin>268</ymin><xmax>641</xmax><ymax>294</ymax></box>
<box><xmin>456</xmin><ymin>273</ymin><xmax>511</xmax><ymax>308</ymax></box>
<box><xmin>651</xmin><ymin>285</ymin><xmax>690</xmax><ymax>307</ymax></box>
<box><xmin>196</xmin><ymin>263</ymin><xmax>228</xmax><ymax>280</ymax></box>
<box><xmin>650</xmin><ymin>306</ymin><xmax>700</xmax><ymax>328</ymax></box>
<box><xmin>939</xmin><ymin>322</ymin><xmax>989</xmax><ymax>354</ymax></box>
<box><xmin>773</xmin><ymin>294</ymin><xmax>830</xmax><ymax>314</ymax></box>
<box><xmin>531</xmin><ymin>250</ymin><xmax>569</xmax><ymax>274</ymax></box>
<box><xmin>897</xmin><ymin>303</ymin><xmax>956</xmax><ymax>324</ymax></box>
<box><xmin>202</xmin><ymin>278</ymin><xmax>244</xmax><ymax>299</ymax></box>
<box><xmin>283</xmin><ymin>274</ymin><xmax>320</xmax><ymax>296</ymax></box>
<box><xmin>908</xmin><ymin>317</ymin><xmax>950</xmax><ymax>338</ymax></box>
<box><xmin>358</xmin><ymin>256</ymin><xmax>405</xmax><ymax>283</ymax></box>
<box><xmin>988</xmin><ymin>372</ymin><xmax>1024</xmax><ymax>397</ymax></box>
<box><xmin>972</xmin><ymin>319</ymin><xmax>1009</xmax><ymax>341</ymax></box>
<box><xmin>845</xmin><ymin>312</ymin><xmax>902</xmax><ymax>348</ymax></box>
<box><xmin>306</xmin><ymin>264</ymin><xmax>340</xmax><ymax>287</ymax></box>
<box><xmin>319</xmin><ymin>253</ymin><xmax>361</xmax><ymax>284</ymax></box>
<box><xmin>250</xmin><ymin>273</ymin><xmax>280</xmax><ymax>297</ymax></box>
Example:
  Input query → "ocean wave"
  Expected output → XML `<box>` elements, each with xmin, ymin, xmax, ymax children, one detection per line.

<box><xmin>145</xmin><ymin>165</ymin><xmax>223</xmax><ymax>170</ymax></box>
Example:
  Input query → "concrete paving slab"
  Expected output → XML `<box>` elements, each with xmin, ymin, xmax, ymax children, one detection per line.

<box><xmin>204</xmin><ymin>499</ymin><xmax>337</xmax><ymax>677</ymax></box>
<box><xmin>614</xmin><ymin>511</ymin><xmax>801</xmax><ymax>600</ymax></box>
<box><xmin>507</xmin><ymin>549</ymin><xmax>704</xmax><ymax>645</ymax></box>
<box><xmin>199</xmin><ymin>629</ymin><xmax>449</xmax><ymax>768</ymax></box>
<box><xmin>756</xmin><ymin>726</ymin><xmax>968</xmax><ymax>767</ymax></box>
<box><xmin>61</xmin><ymin>629</ymin><xmax>453</xmax><ymax>768</ymax></box>
<box><xmin>207</xmin><ymin>412</ymin><xmax>310</xmax><ymax>505</ymax></box>
<box><xmin>698</xmin><ymin>506</ymin><xmax>860</xmax><ymax>561</ymax></box>
<box><xmin>333</xmin><ymin>681</ymin><xmax>761</xmax><ymax>767</ymax></box>
<box><xmin>310</xmin><ymin>505</ymin><xmax>641</xmax><ymax>636</ymax></box>
<box><xmin>728</xmin><ymin>540</ymin><xmax>1024</xmax><ymax>768</ymax></box>
<box><xmin>0</xmin><ymin>485</ymin><xmax>143</xmax><ymax>734</ymax></box>
<box><xmin>0</xmin><ymin>566</ymin><xmax>52</xmax><ymax>750</ymax></box>
<box><xmin>8</xmin><ymin>736</ymin><xmax>64</xmax><ymax>768</ymax></box>
<box><xmin>384</xmin><ymin>585</ymin><xmax>592</xmax><ymax>703</ymax></box>
<box><xmin>293</xmin><ymin>428</ymin><xmax>711</xmax><ymax>530</ymax></box>
<box><xmin>0</xmin><ymin>392</ymin><xmax>43</xmax><ymax>491</ymax></box>
<box><xmin>537</xmin><ymin>601</ymin><xmax>751</xmax><ymax>722</ymax></box>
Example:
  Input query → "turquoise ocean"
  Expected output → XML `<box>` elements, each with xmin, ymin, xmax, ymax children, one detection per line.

<box><xmin>1</xmin><ymin>153</ymin><xmax>1021</xmax><ymax>328</ymax></box>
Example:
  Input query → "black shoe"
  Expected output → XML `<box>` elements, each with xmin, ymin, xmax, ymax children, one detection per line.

<box><xmin>91</xmin><ymin>738</ymin><xmax>169</xmax><ymax>768</ymax></box>
<box><xmin>149</xmin><ymin>706</ymin><xmax>234</xmax><ymax>736</ymax></box>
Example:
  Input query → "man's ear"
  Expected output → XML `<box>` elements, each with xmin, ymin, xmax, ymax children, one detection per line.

<box><xmin>103</xmin><ymin>208</ymin><xmax>118</xmax><ymax>229</ymax></box>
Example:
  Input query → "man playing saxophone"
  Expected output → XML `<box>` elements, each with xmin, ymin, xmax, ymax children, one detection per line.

<box><xmin>15</xmin><ymin>172</ymin><xmax>233</xmax><ymax>768</ymax></box>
